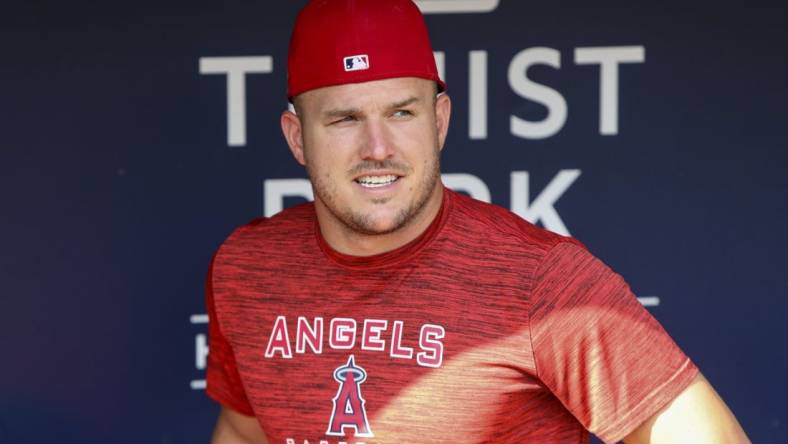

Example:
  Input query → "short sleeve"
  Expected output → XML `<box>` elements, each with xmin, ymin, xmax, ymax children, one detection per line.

<box><xmin>529</xmin><ymin>242</ymin><xmax>698</xmax><ymax>443</ymax></box>
<box><xmin>205</xmin><ymin>256</ymin><xmax>255</xmax><ymax>416</ymax></box>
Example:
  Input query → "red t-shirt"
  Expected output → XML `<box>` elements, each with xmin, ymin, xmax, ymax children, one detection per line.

<box><xmin>206</xmin><ymin>188</ymin><xmax>698</xmax><ymax>444</ymax></box>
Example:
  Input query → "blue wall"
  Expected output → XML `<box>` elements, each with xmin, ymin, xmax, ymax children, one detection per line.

<box><xmin>1</xmin><ymin>0</ymin><xmax>786</xmax><ymax>442</ymax></box>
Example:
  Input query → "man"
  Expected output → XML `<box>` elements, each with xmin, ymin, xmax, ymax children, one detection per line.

<box><xmin>205</xmin><ymin>1</ymin><xmax>749</xmax><ymax>443</ymax></box>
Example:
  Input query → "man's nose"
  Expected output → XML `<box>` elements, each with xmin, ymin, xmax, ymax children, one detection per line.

<box><xmin>359</xmin><ymin>119</ymin><xmax>395</xmax><ymax>160</ymax></box>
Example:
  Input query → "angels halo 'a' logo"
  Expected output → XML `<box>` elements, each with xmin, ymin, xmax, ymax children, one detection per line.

<box><xmin>326</xmin><ymin>355</ymin><xmax>374</xmax><ymax>438</ymax></box>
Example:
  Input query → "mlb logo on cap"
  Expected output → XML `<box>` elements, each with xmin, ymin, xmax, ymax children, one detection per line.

<box><xmin>344</xmin><ymin>54</ymin><xmax>370</xmax><ymax>72</ymax></box>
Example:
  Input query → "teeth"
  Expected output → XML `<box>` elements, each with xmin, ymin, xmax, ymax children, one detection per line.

<box><xmin>356</xmin><ymin>175</ymin><xmax>398</xmax><ymax>187</ymax></box>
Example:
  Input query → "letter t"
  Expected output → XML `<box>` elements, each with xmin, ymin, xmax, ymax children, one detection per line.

<box><xmin>199</xmin><ymin>56</ymin><xmax>273</xmax><ymax>146</ymax></box>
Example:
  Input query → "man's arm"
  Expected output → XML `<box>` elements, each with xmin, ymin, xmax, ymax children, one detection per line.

<box><xmin>623</xmin><ymin>373</ymin><xmax>749</xmax><ymax>444</ymax></box>
<box><xmin>211</xmin><ymin>407</ymin><xmax>270</xmax><ymax>444</ymax></box>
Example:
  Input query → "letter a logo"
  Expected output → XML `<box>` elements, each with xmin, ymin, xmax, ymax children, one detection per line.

<box><xmin>326</xmin><ymin>355</ymin><xmax>374</xmax><ymax>438</ymax></box>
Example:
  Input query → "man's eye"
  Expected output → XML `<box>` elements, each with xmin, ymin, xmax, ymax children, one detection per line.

<box><xmin>393</xmin><ymin>110</ymin><xmax>413</xmax><ymax>118</ymax></box>
<box><xmin>332</xmin><ymin>116</ymin><xmax>356</xmax><ymax>124</ymax></box>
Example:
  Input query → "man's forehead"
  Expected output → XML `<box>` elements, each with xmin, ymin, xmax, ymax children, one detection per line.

<box><xmin>296</xmin><ymin>77</ymin><xmax>436</xmax><ymax>112</ymax></box>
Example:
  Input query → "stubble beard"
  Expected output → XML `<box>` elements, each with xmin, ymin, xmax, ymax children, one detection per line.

<box><xmin>307</xmin><ymin>151</ymin><xmax>441</xmax><ymax>237</ymax></box>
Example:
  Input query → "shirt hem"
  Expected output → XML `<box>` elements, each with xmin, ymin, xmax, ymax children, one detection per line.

<box><xmin>206</xmin><ymin>385</ymin><xmax>256</xmax><ymax>417</ymax></box>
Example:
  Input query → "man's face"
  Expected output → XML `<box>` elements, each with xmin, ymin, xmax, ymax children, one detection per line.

<box><xmin>283</xmin><ymin>77</ymin><xmax>451</xmax><ymax>239</ymax></box>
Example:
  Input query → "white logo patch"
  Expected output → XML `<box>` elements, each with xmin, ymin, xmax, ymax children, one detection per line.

<box><xmin>343</xmin><ymin>55</ymin><xmax>370</xmax><ymax>72</ymax></box>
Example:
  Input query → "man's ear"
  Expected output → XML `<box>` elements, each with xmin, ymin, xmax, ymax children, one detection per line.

<box><xmin>435</xmin><ymin>93</ymin><xmax>452</xmax><ymax>151</ymax></box>
<box><xmin>281</xmin><ymin>109</ymin><xmax>306</xmax><ymax>165</ymax></box>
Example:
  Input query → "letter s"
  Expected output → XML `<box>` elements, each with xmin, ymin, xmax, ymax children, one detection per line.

<box><xmin>417</xmin><ymin>324</ymin><xmax>445</xmax><ymax>368</ymax></box>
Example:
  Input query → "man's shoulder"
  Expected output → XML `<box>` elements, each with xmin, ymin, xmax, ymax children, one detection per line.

<box><xmin>216</xmin><ymin>202</ymin><xmax>316</xmax><ymax>256</ymax></box>
<box><xmin>446</xmin><ymin>189</ymin><xmax>575</xmax><ymax>252</ymax></box>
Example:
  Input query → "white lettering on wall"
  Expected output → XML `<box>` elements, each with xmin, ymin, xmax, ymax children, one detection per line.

<box><xmin>441</xmin><ymin>173</ymin><xmax>491</xmax><ymax>202</ymax></box>
<box><xmin>574</xmin><ymin>46</ymin><xmax>646</xmax><ymax>135</ymax></box>
<box><xmin>416</xmin><ymin>0</ymin><xmax>500</xmax><ymax>14</ymax></box>
<box><xmin>433</xmin><ymin>51</ymin><xmax>446</xmax><ymax>83</ymax></box>
<box><xmin>199</xmin><ymin>56</ymin><xmax>273</xmax><ymax>147</ymax></box>
<box><xmin>263</xmin><ymin>171</ymin><xmax>580</xmax><ymax>235</ymax></box>
<box><xmin>510</xmin><ymin>170</ymin><xmax>581</xmax><ymax>236</ymax></box>
<box><xmin>200</xmin><ymin>45</ymin><xmax>645</xmax><ymax>144</ymax></box>
<box><xmin>508</xmin><ymin>47</ymin><xmax>568</xmax><ymax>139</ymax></box>
<box><xmin>469</xmin><ymin>50</ymin><xmax>488</xmax><ymax>139</ymax></box>
<box><xmin>264</xmin><ymin>178</ymin><xmax>313</xmax><ymax>217</ymax></box>
<box><xmin>195</xmin><ymin>333</ymin><xmax>208</xmax><ymax>370</ymax></box>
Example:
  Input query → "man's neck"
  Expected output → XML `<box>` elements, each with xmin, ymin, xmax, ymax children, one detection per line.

<box><xmin>316</xmin><ymin>185</ymin><xmax>444</xmax><ymax>257</ymax></box>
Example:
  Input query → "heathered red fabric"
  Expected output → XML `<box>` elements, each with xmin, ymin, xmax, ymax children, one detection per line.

<box><xmin>206</xmin><ymin>188</ymin><xmax>698</xmax><ymax>444</ymax></box>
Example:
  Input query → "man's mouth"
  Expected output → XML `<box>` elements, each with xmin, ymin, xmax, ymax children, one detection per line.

<box><xmin>354</xmin><ymin>174</ymin><xmax>400</xmax><ymax>188</ymax></box>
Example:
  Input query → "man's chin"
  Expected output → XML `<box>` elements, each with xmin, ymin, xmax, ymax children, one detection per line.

<box><xmin>348</xmin><ymin>210</ymin><xmax>409</xmax><ymax>236</ymax></box>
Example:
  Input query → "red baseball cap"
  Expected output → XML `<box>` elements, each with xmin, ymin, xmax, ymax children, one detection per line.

<box><xmin>287</xmin><ymin>0</ymin><xmax>446</xmax><ymax>101</ymax></box>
